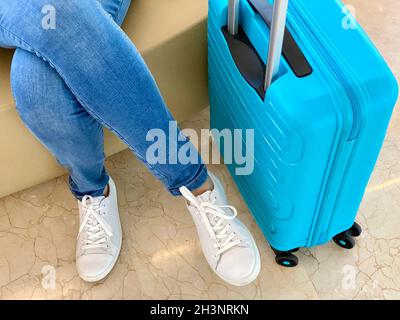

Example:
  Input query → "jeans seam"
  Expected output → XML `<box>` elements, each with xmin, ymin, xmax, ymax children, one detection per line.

<box><xmin>0</xmin><ymin>24</ymin><xmax>35</xmax><ymax>52</ymax></box>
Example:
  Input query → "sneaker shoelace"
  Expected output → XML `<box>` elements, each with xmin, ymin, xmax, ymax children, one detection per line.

<box><xmin>78</xmin><ymin>195</ymin><xmax>114</xmax><ymax>252</ymax></box>
<box><xmin>180</xmin><ymin>186</ymin><xmax>242</xmax><ymax>257</ymax></box>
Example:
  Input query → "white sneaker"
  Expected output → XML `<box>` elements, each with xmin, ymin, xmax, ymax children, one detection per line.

<box><xmin>76</xmin><ymin>177</ymin><xmax>122</xmax><ymax>282</ymax></box>
<box><xmin>180</xmin><ymin>172</ymin><xmax>261</xmax><ymax>286</ymax></box>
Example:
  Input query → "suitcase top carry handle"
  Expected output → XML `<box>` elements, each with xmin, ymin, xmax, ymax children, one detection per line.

<box><xmin>227</xmin><ymin>0</ymin><xmax>312</xmax><ymax>91</ymax></box>
<box><xmin>247</xmin><ymin>0</ymin><xmax>312</xmax><ymax>80</ymax></box>
<box><xmin>228</xmin><ymin>0</ymin><xmax>287</xmax><ymax>91</ymax></box>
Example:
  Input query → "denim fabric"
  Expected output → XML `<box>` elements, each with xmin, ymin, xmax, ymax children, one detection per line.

<box><xmin>0</xmin><ymin>0</ymin><xmax>208</xmax><ymax>199</ymax></box>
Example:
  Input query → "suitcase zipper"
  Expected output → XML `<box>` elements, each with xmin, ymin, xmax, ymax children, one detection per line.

<box><xmin>321</xmin><ymin>53</ymin><xmax>362</xmax><ymax>141</ymax></box>
<box><xmin>287</xmin><ymin>1</ymin><xmax>367</xmax><ymax>245</ymax></box>
<box><xmin>289</xmin><ymin>1</ymin><xmax>363</xmax><ymax>141</ymax></box>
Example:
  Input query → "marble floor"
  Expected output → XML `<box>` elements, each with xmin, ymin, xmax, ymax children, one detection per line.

<box><xmin>1</xmin><ymin>0</ymin><xmax>400</xmax><ymax>300</ymax></box>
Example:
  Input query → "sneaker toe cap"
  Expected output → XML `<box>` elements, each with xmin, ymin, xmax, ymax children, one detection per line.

<box><xmin>76</xmin><ymin>254</ymin><xmax>115</xmax><ymax>282</ymax></box>
<box><xmin>216</xmin><ymin>246</ymin><xmax>260</xmax><ymax>285</ymax></box>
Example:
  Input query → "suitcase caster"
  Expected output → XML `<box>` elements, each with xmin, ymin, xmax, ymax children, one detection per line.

<box><xmin>349</xmin><ymin>222</ymin><xmax>362</xmax><ymax>237</ymax></box>
<box><xmin>333</xmin><ymin>222</ymin><xmax>362</xmax><ymax>249</ymax></box>
<box><xmin>271</xmin><ymin>246</ymin><xmax>299</xmax><ymax>267</ymax></box>
<box><xmin>333</xmin><ymin>232</ymin><xmax>355</xmax><ymax>249</ymax></box>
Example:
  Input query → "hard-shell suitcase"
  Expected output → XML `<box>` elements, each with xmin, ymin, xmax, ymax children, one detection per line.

<box><xmin>208</xmin><ymin>0</ymin><xmax>398</xmax><ymax>266</ymax></box>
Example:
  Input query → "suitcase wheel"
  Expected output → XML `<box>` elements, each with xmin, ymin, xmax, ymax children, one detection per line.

<box><xmin>333</xmin><ymin>222</ymin><xmax>362</xmax><ymax>249</ymax></box>
<box><xmin>349</xmin><ymin>222</ymin><xmax>362</xmax><ymax>237</ymax></box>
<box><xmin>275</xmin><ymin>252</ymin><xmax>299</xmax><ymax>267</ymax></box>
<box><xmin>333</xmin><ymin>233</ymin><xmax>355</xmax><ymax>249</ymax></box>
<box><xmin>271</xmin><ymin>247</ymin><xmax>299</xmax><ymax>267</ymax></box>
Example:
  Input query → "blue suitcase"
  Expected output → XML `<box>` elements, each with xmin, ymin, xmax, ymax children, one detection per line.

<box><xmin>208</xmin><ymin>0</ymin><xmax>398</xmax><ymax>266</ymax></box>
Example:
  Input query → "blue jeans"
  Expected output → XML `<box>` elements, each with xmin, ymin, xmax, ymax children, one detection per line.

<box><xmin>0</xmin><ymin>0</ymin><xmax>208</xmax><ymax>199</ymax></box>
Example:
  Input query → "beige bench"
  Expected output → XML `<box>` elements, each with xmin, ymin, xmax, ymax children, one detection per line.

<box><xmin>0</xmin><ymin>0</ymin><xmax>209</xmax><ymax>198</ymax></box>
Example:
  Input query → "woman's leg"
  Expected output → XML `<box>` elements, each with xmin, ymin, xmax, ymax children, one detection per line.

<box><xmin>1</xmin><ymin>0</ymin><xmax>260</xmax><ymax>285</ymax></box>
<box><xmin>10</xmin><ymin>0</ymin><xmax>134</xmax><ymax>283</ymax></box>
<box><xmin>0</xmin><ymin>0</ymin><xmax>208</xmax><ymax>195</ymax></box>
<box><xmin>10</xmin><ymin>0</ymin><xmax>131</xmax><ymax>199</ymax></box>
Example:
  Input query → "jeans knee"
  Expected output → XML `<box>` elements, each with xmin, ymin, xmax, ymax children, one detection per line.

<box><xmin>11</xmin><ymin>49</ymin><xmax>73</xmax><ymax>133</ymax></box>
<box><xmin>14</xmin><ymin>0</ymin><xmax>101</xmax><ymax>55</ymax></box>
<box><xmin>44</xmin><ymin>0</ymin><xmax>97</xmax><ymax>17</ymax></box>
<box><xmin>11</xmin><ymin>49</ymin><xmax>104</xmax><ymax>157</ymax></box>
<box><xmin>11</xmin><ymin>50</ymin><xmax>41</xmax><ymax>120</ymax></box>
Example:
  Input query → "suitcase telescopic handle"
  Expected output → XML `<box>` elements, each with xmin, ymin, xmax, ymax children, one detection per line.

<box><xmin>228</xmin><ymin>0</ymin><xmax>289</xmax><ymax>91</ymax></box>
